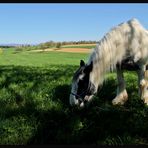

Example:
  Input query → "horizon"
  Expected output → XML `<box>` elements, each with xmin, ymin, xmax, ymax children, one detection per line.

<box><xmin>0</xmin><ymin>40</ymin><xmax>98</xmax><ymax>46</ymax></box>
<box><xmin>1</xmin><ymin>3</ymin><xmax>148</xmax><ymax>44</ymax></box>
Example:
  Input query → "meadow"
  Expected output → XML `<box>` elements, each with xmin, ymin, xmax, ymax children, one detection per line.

<box><xmin>0</xmin><ymin>47</ymin><xmax>148</xmax><ymax>145</ymax></box>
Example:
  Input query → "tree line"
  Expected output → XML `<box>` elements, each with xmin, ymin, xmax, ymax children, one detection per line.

<box><xmin>0</xmin><ymin>40</ymin><xmax>98</xmax><ymax>51</ymax></box>
<box><xmin>38</xmin><ymin>40</ymin><xmax>98</xmax><ymax>49</ymax></box>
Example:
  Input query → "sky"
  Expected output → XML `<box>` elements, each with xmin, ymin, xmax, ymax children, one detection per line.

<box><xmin>0</xmin><ymin>3</ymin><xmax>148</xmax><ymax>44</ymax></box>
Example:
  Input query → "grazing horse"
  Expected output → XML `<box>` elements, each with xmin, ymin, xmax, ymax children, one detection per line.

<box><xmin>69</xmin><ymin>18</ymin><xmax>148</xmax><ymax>108</ymax></box>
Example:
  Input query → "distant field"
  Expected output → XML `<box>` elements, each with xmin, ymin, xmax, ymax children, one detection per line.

<box><xmin>0</xmin><ymin>47</ymin><xmax>148</xmax><ymax>145</ymax></box>
<box><xmin>29</xmin><ymin>43</ymin><xmax>96</xmax><ymax>53</ymax></box>
<box><xmin>62</xmin><ymin>43</ymin><xmax>96</xmax><ymax>49</ymax></box>
<box><xmin>62</xmin><ymin>43</ymin><xmax>96</xmax><ymax>46</ymax></box>
<box><xmin>32</xmin><ymin>48</ymin><xmax>92</xmax><ymax>53</ymax></box>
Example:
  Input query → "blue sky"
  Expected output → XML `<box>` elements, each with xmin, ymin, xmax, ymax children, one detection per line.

<box><xmin>0</xmin><ymin>3</ymin><xmax>148</xmax><ymax>44</ymax></box>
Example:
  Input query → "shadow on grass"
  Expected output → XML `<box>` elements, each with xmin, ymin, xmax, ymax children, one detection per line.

<box><xmin>28</xmin><ymin>76</ymin><xmax>148</xmax><ymax>144</ymax></box>
<box><xmin>0</xmin><ymin>65</ymin><xmax>147</xmax><ymax>144</ymax></box>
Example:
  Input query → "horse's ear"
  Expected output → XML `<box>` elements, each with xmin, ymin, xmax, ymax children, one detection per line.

<box><xmin>80</xmin><ymin>60</ymin><xmax>85</xmax><ymax>67</ymax></box>
<box><xmin>84</xmin><ymin>61</ymin><xmax>93</xmax><ymax>73</ymax></box>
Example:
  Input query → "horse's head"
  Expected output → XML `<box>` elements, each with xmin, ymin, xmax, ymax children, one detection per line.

<box><xmin>69</xmin><ymin>60</ymin><xmax>96</xmax><ymax>108</ymax></box>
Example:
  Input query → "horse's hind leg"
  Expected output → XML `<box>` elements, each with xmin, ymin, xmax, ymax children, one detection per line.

<box><xmin>112</xmin><ymin>64</ymin><xmax>128</xmax><ymax>105</ymax></box>
<box><xmin>137</xmin><ymin>64</ymin><xmax>148</xmax><ymax>105</ymax></box>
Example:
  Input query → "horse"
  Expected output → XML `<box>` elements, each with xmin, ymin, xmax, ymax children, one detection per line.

<box><xmin>69</xmin><ymin>18</ymin><xmax>148</xmax><ymax>108</ymax></box>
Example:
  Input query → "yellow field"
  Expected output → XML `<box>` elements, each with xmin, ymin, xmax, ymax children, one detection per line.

<box><xmin>62</xmin><ymin>43</ymin><xmax>96</xmax><ymax>47</ymax></box>
<box><xmin>29</xmin><ymin>43</ymin><xmax>96</xmax><ymax>53</ymax></box>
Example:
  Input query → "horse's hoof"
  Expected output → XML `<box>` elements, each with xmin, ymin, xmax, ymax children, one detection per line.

<box><xmin>112</xmin><ymin>91</ymin><xmax>128</xmax><ymax>106</ymax></box>
<box><xmin>112</xmin><ymin>96</ymin><xmax>128</xmax><ymax>105</ymax></box>
<box><xmin>112</xmin><ymin>99</ymin><xmax>125</xmax><ymax>105</ymax></box>
<box><xmin>143</xmin><ymin>98</ymin><xmax>148</xmax><ymax>106</ymax></box>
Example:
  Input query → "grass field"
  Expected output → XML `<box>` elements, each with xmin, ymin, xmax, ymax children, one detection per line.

<box><xmin>0</xmin><ymin>47</ymin><xmax>148</xmax><ymax>145</ymax></box>
<box><xmin>0</xmin><ymin>48</ymin><xmax>88</xmax><ymax>66</ymax></box>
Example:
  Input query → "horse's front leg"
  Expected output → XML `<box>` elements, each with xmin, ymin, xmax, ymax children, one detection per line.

<box><xmin>112</xmin><ymin>65</ymin><xmax>128</xmax><ymax>105</ymax></box>
<box><xmin>137</xmin><ymin>64</ymin><xmax>148</xmax><ymax>105</ymax></box>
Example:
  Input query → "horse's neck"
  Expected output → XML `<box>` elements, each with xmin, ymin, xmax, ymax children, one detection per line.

<box><xmin>88</xmin><ymin>45</ymin><xmax>112</xmax><ymax>90</ymax></box>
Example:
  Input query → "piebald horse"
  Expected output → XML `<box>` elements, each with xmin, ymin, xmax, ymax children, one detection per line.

<box><xmin>70</xmin><ymin>18</ymin><xmax>148</xmax><ymax>108</ymax></box>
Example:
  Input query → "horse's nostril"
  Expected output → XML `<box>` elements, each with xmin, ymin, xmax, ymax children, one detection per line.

<box><xmin>78</xmin><ymin>98</ymin><xmax>83</xmax><ymax>104</ymax></box>
<box><xmin>84</xmin><ymin>99</ymin><xmax>88</xmax><ymax>103</ymax></box>
<box><xmin>79</xmin><ymin>99</ymin><xmax>82</xmax><ymax>104</ymax></box>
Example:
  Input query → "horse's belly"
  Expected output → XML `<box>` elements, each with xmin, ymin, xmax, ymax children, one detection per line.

<box><xmin>117</xmin><ymin>58</ymin><xmax>140</xmax><ymax>71</ymax></box>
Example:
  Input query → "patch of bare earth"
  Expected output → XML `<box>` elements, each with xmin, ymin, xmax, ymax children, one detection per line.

<box><xmin>54</xmin><ymin>48</ymin><xmax>91</xmax><ymax>53</ymax></box>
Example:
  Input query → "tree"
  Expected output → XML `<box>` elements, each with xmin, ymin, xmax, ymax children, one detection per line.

<box><xmin>56</xmin><ymin>42</ymin><xmax>61</xmax><ymax>49</ymax></box>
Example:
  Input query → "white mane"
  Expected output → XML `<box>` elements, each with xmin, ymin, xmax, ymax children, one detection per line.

<box><xmin>88</xmin><ymin>18</ymin><xmax>148</xmax><ymax>89</ymax></box>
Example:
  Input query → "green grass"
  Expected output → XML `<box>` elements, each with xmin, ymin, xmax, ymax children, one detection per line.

<box><xmin>0</xmin><ymin>48</ymin><xmax>88</xmax><ymax>66</ymax></box>
<box><xmin>0</xmin><ymin>47</ymin><xmax>148</xmax><ymax>145</ymax></box>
